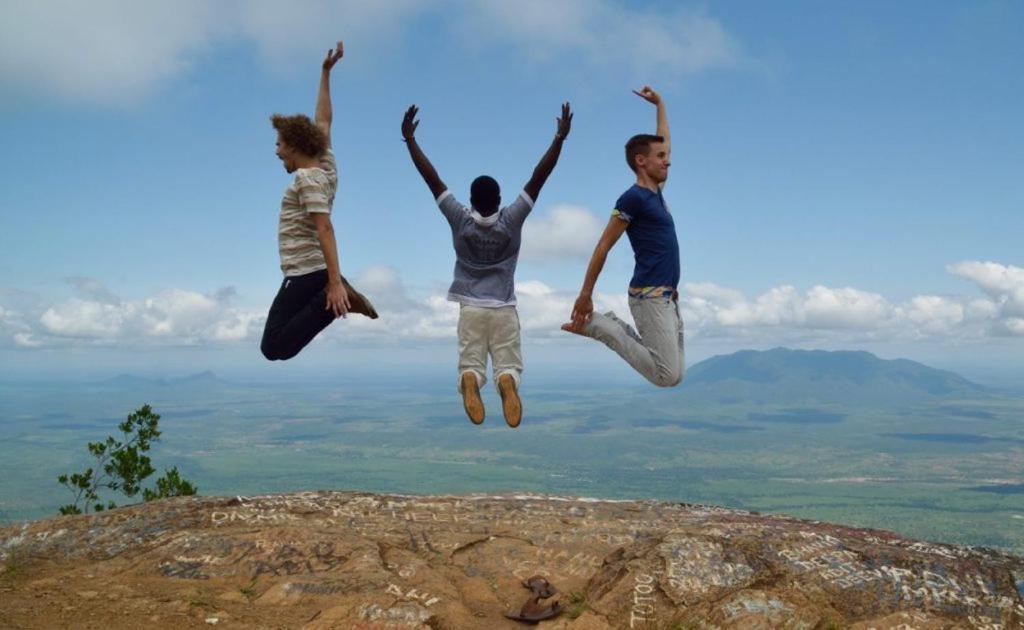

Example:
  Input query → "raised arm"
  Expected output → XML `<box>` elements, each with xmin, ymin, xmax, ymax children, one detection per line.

<box><xmin>633</xmin><ymin>86</ymin><xmax>669</xmax><ymax>150</ymax></box>
<box><xmin>401</xmin><ymin>105</ymin><xmax>447</xmax><ymax>199</ymax></box>
<box><xmin>315</xmin><ymin>41</ymin><xmax>344</xmax><ymax>148</ymax></box>
<box><xmin>523</xmin><ymin>102</ymin><xmax>572</xmax><ymax>202</ymax></box>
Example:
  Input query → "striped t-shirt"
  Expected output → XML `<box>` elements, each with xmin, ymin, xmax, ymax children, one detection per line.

<box><xmin>278</xmin><ymin>150</ymin><xmax>337</xmax><ymax>277</ymax></box>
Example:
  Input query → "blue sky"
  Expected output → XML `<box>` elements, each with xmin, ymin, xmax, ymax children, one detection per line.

<box><xmin>1</xmin><ymin>1</ymin><xmax>1022</xmax><ymax>381</ymax></box>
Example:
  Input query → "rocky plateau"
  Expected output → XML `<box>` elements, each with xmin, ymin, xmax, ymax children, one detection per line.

<box><xmin>2</xmin><ymin>492</ymin><xmax>1023</xmax><ymax>629</ymax></box>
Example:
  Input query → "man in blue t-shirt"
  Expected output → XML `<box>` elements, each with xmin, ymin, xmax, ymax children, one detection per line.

<box><xmin>562</xmin><ymin>86</ymin><xmax>685</xmax><ymax>388</ymax></box>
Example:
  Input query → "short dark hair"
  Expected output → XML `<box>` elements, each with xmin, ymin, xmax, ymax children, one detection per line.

<box><xmin>271</xmin><ymin>113</ymin><xmax>327</xmax><ymax>157</ymax></box>
<box><xmin>470</xmin><ymin>175</ymin><xmax>501</xmax><ymax>213</ymax></box>
<box><xmin>625</xmin><ymin>134</ymin><xmax>664</xmax><ymax>172</ymax></box>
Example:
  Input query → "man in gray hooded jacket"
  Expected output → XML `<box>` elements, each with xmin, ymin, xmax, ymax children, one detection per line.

<box><xmin>401</xmin><ymin>103</ymin><xmax>572</xmax><ymax>427</ymax></box>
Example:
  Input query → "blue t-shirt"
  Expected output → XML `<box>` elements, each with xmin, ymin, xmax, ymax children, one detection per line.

<box><xmin>613</xmin><ymin>184</ymin><xmax>680</xmax><ymax>291</ymax></box>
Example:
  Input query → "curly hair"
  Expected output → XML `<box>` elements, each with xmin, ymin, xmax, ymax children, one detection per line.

<box><xmin>271</xmin><ymin>113</ymin><xmax>328</xmax><ymax>157</ymax></box>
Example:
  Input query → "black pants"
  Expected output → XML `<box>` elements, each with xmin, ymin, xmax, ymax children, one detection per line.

<box><xmin>260</xmin><ymin>269</ymin><xmax>335</xmax><ymax>361</ymax></box>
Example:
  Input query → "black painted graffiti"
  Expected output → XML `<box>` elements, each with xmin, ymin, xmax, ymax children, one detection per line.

<box><xmin>252</xmin><ymin>542</ymin><xmax>350</xmax><ymax>578</ymax></box>
<box><xmin>160</xmin><ymin>560</ymin><xmax>210</xmax><ymax>580</ymax></box>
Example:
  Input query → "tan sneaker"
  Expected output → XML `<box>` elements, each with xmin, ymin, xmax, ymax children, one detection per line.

<box><xmin>339</xmin><ymin>275</ymin><xmax>379</xmax><ymax>319</ymax></box>
<box><xmin>461</xmin><ymin>372</ymin><xmax>485</xmax><ymax>425</ymax></box>
<box><xmin>498</xmin><ymin>374</ymin><xmax>521</xmax><ymax>428</ymax></box>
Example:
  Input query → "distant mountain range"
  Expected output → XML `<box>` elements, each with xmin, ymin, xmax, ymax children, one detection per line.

<box><xmin>101</xmin><ymin>370</ymin><xmax>225</xmax><ymax>388</ymax></box>
<box><xmin>97</xmin><ymin>349</ymin><xmax>996</xmax><ymax>405</ymax></box>
<box><xmin>680</xmin><ymin>348</ymin><xmax>990</xmax><ymax>405</ymax></box>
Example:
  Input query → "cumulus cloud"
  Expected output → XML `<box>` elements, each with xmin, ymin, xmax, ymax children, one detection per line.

<box><xmin>65</xmin><ymin>277</ymin><xmax>121</xmax><ymax>304</ymax></box>
<box><xmin>897</xmin><ymin>296</ymin><xmax>965</xmax><ymax>337</ymax></box>
<box><xmin>1</xmin><ymin>0</ymin><xmax>740</xmax><ymax>106</ymax></box>
<box><xmin>0</xmin><ymin>304</ymin><xmax>39</xmax><ymax>348</ymax></box>
<box><xmin>0</xmin><ymin>1</ymin><xmax>218</xmax><ymax>105</ymax></box>
<box><xmin>947</xmin><ymin>261</ymin><xmax>1024</xmax><ymax>319</ymax></box>
<box><xmin>326</xmin><ymin>269</ymin><xmax>620</xmax><ymax>343</ymax></box>
<box><xmin>2</xmin><ymin>261</ymin><xmax>1022</xmax><ymax>349</ymax></box>
<box><xmin>946</xmin><ymin>261</ymin><xmax>1024</xmax><ymax>337</ymax></box>
<box><xmin>521</xmin><ymin>205</ymin><xmax>604</xmax><ymax>263</ymax></box>
<box><xmin>225</xmin><ymin>0</ymin><xmax>426</xmax><ymax>72</ymax></box>
<box><xmin>804</xmin><ymin>286</ymin><xmax>892</xmax><ymax>329</ymax></box>
<box><xmin>678</xmin><ymin>262</ymin><xmax>1024</xmax><ymax>341</ymax></box>
<box><xmin>0</xmin><ymin>0</ymin><xmax>426</xmax><ymax>105</ymax></box>
<box><xmin>6</xmin><ymin>279</ymin><xmax>264</xmax><ymax>347</ymax></box>
<box><xmin>683</xmin><ymin>284</ymin><xmax>891</xmax><ymax>339</ymax></box>
<box><xmin>456</xmin><ymin>1</ymin><xmax>742</xmax><ymax>76</ymax></box>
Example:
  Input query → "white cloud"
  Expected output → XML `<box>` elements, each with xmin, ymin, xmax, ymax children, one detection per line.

<box><xmin>65</xmin><ymin>276</ymin><xmax>121</xmax><ymax>304</ymax></box>
<box><xmin>0</xmin><ymin>0</ymin><xmax>426</xmax><ymax>105</ymax></box>
<box><xmin>683</xmin><ymin>284</ymin><xmax>894</xmax><ymax>332</ymax></box>
<box><xmin>517</xmin><ymin>280</ymin><xmax>626</xmax><ymax>334</ymax></box>
<box><xmin>228</xmin><ymin>0</ymin><xmax>427</xmax><ymax>72</ymax></box>
<box><xmin>1004</xmin><ymin>318</ymin><xmax>1024</xmax><ymax>336</ymax></box>
<box><xmin>521</xmin><ymin>205</ymin><xmax>604</xmax><ymax>263</ymax></box>
<box><xmin>0</xmin><ymin>304</ymin><xmax>38</xmax><ymax>348</ymax></box>
<box><xmin>24</xmin><ymin>281</ymin><xmax>262</xmax><ymax>346</ymax></box>
<box><xmin>317</xmin><ymin>271</ymin><xmax>627</xmax><ymax>344</ymax></box>
<box><xmin>337</xmin><ymin>266</ymin><xmax>457</xmax><ymax>341</ymax></box>
<box><xmin>457</xmin><ymin>1</ymin><xmax>741</xmax><ymax>76</ymax></box>
<box><xmin>327</xmin><ymin>271</ymin><xmax>617</xmax><ymax>343</ymax></box>
<box><xmin>1</xmin><ymin>0</ymin><xmax>741</xmax><ymax>106</ymax></box>
<box><xmin>803</xmin><ymin>286</ymin><xmax>892</xmax><ymax>329</ymax></box>
<box><xmin>896</xmin><ymin>295</ymin><xmax>965</xmax><ymax>336</ymax></box>
<box><xmin>947</xmin><ymin>261</ymin><xmax>1024</xmax><ymax>319</ymax></box>
<box><xmin>0</xmin><ymin>1</ymin><xmax>218</xmax><ymax>105</ymax></box>
<box><xmin>677</xmin><ymin>263</ymin><xmax>1024</xmax><ymax>341</ymax></box>
<box><xmin>3</xmin><ymin>260</ymin><xmax>1023</xmax><ymax>349</ymax></box>
<box><xmin>948</xmin><ymin>261</ymin><xmax>1024</xmax><ymax>296</ymax></box>
<box><xmin>40</xmin><ymin>299</ymin><xmax>128</xmax><ymax>339</ymax></box>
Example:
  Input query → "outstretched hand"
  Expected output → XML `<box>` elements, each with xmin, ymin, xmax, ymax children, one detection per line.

<box><xmin>632</xmin><ymin>85</ymin><xmax>661</xmax><ymax>105</ymax></box>
<box><xmin>402</xmin><ymin>105</ymin><xmax>420</xmax><ymax>141</ymax></box>
<box><xmin>322</xmin><ymin>41</ymin><xmax>344</xmax><ymax>72</ymax></box>
<box><xmin>556</xmin><ymin>102</ymin><xmax>573</xmax><ymax>139</ymax></box>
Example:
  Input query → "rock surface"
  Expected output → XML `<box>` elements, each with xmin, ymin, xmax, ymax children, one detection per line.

<box><xmin>1</xmin><ymin>492</ymin><xmax>1023</xmax><ymax>629</ymax></box>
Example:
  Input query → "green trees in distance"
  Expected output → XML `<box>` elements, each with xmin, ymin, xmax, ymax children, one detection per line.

<box><xmin>57</xmin><ymin>404</ymin><xmax>197</xmax><ymax>515</ymax></box>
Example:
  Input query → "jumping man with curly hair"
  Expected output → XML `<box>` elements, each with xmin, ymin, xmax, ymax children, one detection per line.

<box><xmin>261</xmin><ymin>41</ymin><xmax>378</xmax><ymax>362</ymax></box>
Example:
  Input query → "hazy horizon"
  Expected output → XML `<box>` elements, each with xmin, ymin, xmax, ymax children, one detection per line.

<box><xmin>3</xmin><ymin>348</ymin><xmax>1022</xmax><ymax>556</ymax></box>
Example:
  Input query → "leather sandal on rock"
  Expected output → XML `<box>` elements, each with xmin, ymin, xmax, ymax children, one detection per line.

<box><xmin>504</xmin><ymin>575</ymin><xmax>563</xmax><ymax>623</ymax></box>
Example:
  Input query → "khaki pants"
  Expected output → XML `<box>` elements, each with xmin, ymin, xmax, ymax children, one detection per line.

<box><xmin>457</xmin><ymin>304</ymin><xmax>523</xmax><ymax>392</ymax></box>
<box><xmin>584</xmin><ymin>296</ymin><xmax>685</xmax><ymax>387</ymax></box>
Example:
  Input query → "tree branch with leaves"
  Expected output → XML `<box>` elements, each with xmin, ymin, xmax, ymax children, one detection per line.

<box><xmin>57</xmin><ymin>404</ymin><xmax>196</xmax><ymax>515</ymax></box>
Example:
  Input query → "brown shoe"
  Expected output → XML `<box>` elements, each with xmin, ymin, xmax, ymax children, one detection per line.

<box><xmin>498</xmin><ymin>374</ymin><xmax>521</xmax><ymax>428</ymax></box>
<box><xmin>340</xmin><ymin>275</ymin><xmax>378</xmax><ymax>319</ymax></box>
<box><xmin>461</xmin><ymin>372</ymin><xmax>485</xmax><ymax>425</ymax></box>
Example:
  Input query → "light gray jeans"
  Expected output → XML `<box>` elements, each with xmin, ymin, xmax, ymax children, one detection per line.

<box><xmin>457</xmin><ymin>304</ymin><xmax>523</xmax><ymax>392</ymax></box>
<box><xmin>584</xmin><ymin>296</ymin><xmax>685</xmax><ymax>387</ymax></box>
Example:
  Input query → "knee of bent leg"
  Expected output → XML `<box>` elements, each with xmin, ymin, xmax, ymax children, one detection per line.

<box><xmin>261</xmin><ymin>340</ymin><xmax>288</xmax><ymax>361</ymax></box>
<box><xmin>261</xmin><ymin>343</ymin><xmax>279</xmax><ymax>361</ymax></box>
<box><xmin>654</xmin><ymin>364</ymin><xmax>685</xmax><ymax>388</ymax></box>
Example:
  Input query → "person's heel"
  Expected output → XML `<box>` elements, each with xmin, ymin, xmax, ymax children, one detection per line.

<box><xmin>461</xmin><ymin>372</ymin><xmax>485</xmax><ymax>425</ymax></box>
<box><xmin>498</xmin><ymin>374</ymin><xmax>521</xmax><ymax>428</ymax></box>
